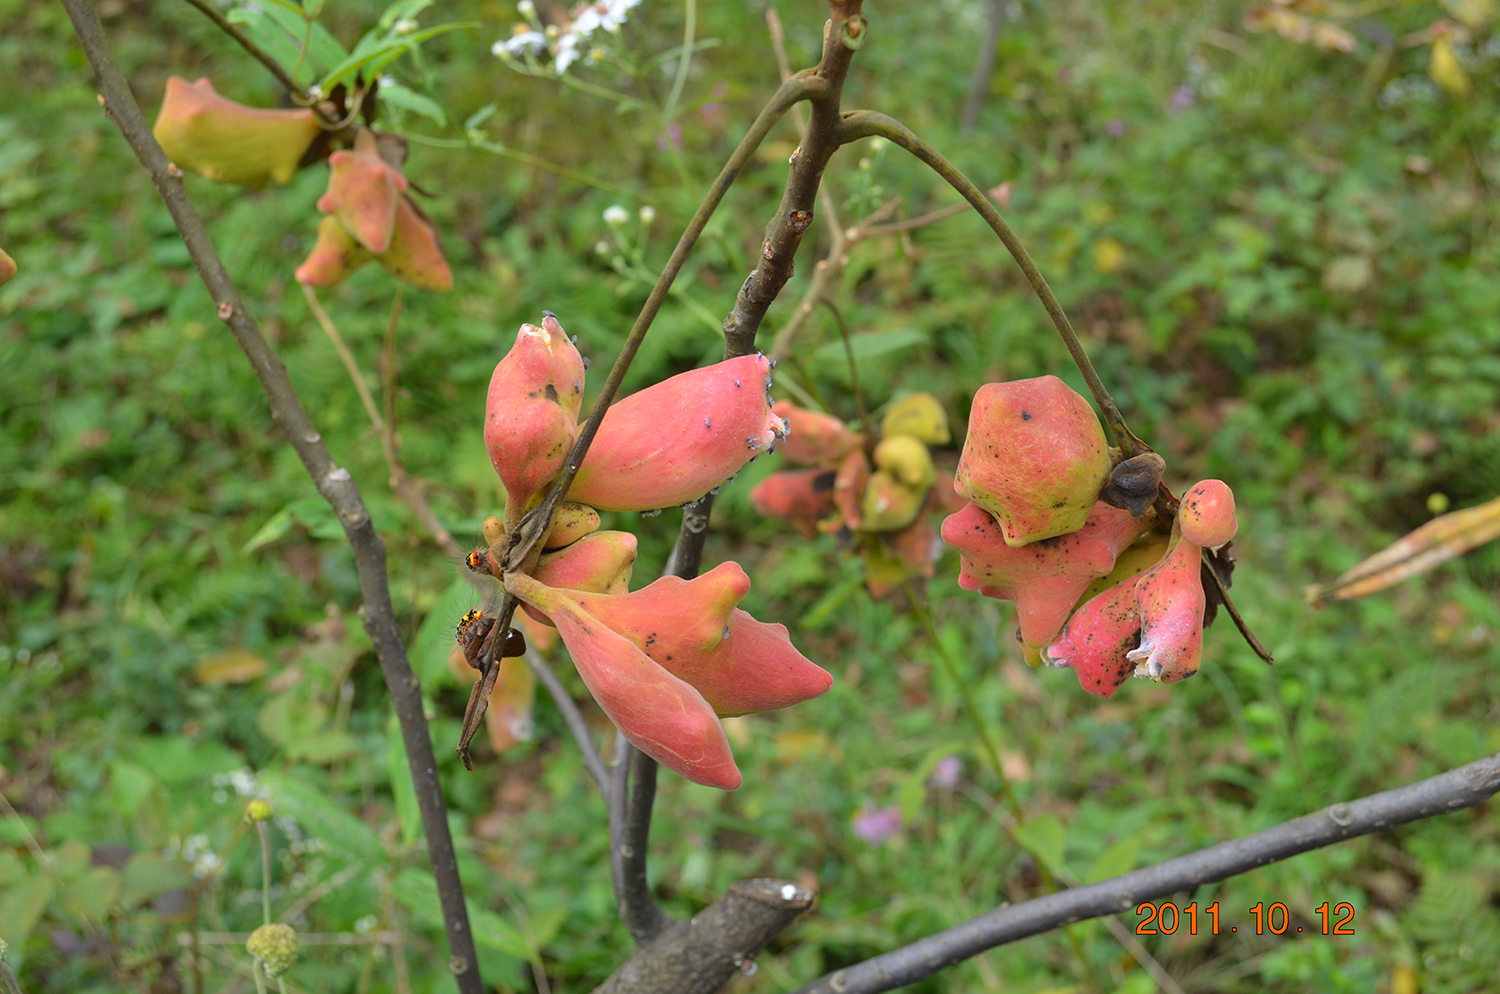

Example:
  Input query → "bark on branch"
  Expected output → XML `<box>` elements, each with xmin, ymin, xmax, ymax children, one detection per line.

<box><xmin>793</xmin><ymin>751</ymin><xmax>1500</xmax><ymax>994</ymax></box>
<box><xmin>59</xmin><ymin>2</ymin><xmax>484</xmax><ymax>988</ymax></box>
<box><xmin>594</xmin><ymin>879</ymin><xmax>816</xmax><ymax>994</ymax></box>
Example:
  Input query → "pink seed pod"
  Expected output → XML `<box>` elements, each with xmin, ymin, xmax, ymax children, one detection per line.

<box><xmin>374</xmin><ymin>196</ymin><xmax>453</xmax><ymax>292</ymax></box>
<box><xmin>569</xmin><ymin>354</ymin><xmax>788</xmax><ymax>511</ymax></box>
<box><xmin>152</xmin><ymin>77</ymin><xmax>320</xmax><ymax>189</ymax></box>
<box><xmin>954</xmin><ymin>376</ymin><xmax>1111</xmax><ymax>547</ymax></box>
<box><xmin>296</xmin><ymin>215</ymin><xmax>374</xmax><ymax>287</ymax></box>
<box><xmin>484</xmin><ymin>315</ymin><xmax>587</xmax><ymax>523</ymax></box>
<box><xmin>0</xmin><ymin>247</ymin><xmax>16</xmax><ymax>287</ymax></box>
<box><xmin>942</xmin><ymin>499</ymin><xmax>1145</xmax><ymax>649</ymax></box>
<box><xmin>771</xmin><ymin>400</ymin><xmax>858</xmax><ymax>465</ymax></box>
<box><xmin>507</xmin><ymin>572</ymin><xmax>741</xmax><ymax>789</ymax></box>
<box><xmin>316</xmin><ymin>129</ymin><xmax>409</xmax><ymax>253</ymax></box>
<box><xmin>831</xmin><ymin>448</ymin><xmax>870</xmax><ymax>530</ymax></box>
<box><xmin>1127</xmin><ymin>531</ymin><xmax>1205</xmax><ymax>683</ymax></box>
<box><xmin>749</xmin><ymin>468</ymin><xmax>838</xmax><ymax>536</ymax></box>
<box><xmin>515</xmin><ymin>563</ymin><xmax>830</xmax><ymax>718</ymax></box>
<box><xmin>1043</xmin><ymin>576</ymin><xmax>1141</xmax><ymax>698</ymax></box>
<box><xmin>522</xmin><ymin>530</ymin><xmax>638</xmax><ymax>627</ymax></box>
<box><xmin>1178</xmin><ymin>479</ymin><xmax>1238</xmax><ymax>550</ymax></box>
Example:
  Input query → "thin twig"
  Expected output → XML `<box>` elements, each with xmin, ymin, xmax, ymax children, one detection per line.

<box><xmin>838</xmin><ymin>110</ymin><xmax>1146</xmax><ymax>459</ymax></box>
<box><xmin>959</xmin><ymin>0</ymin><xmax>1005</xmax><ymax>132</ymax></box>
<box><xmin>1202</xmin><ymin>548</ymin><xmax>1273</xmax><ymax>664</ymax></box>
<box><xmin>862</xmin><ymin>201</ymin><xmax>971</xmax><ymax>236</ymax></box>
<box><xmin>302</xmin><ymin>284</ymin><xmax>460</xmax><ymax>557</ymax></box>
<box><xmin>0</xmin><ymin>963</ymin><xmax>24</xmax><ymax>994</ymax></box>
<box><xmin>0</xmin><ymin>789</ymin><xmax>46</xmax><ymax>861</ymax></box>
<box><xmin>60</xmin><ymin>3</ymin><xmax>483</xmax><ymax>987</ymax></box>
<box><xmin>523</xmin><ymin>645</ymin><xmax>610</xmax><ymax>794</ymax></box>
<box><xmin>616</xmin><ymin>749</ymin><xmax>672</xmax><ymax>944</ymax></box>
<box><xmin>178</xmin><ymin>0</ymin><xmax>311</xmax><ymax>105</ymax></box>
<box><xmin>793</xmin><ymin>751</ymin><xmax>1500</xmax><ymax>993</ymax></box>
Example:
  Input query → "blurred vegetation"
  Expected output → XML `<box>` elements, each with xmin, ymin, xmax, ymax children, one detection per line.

<box><xmin>2</xmin><ymin>0</ymin><xmax>1500</xmax><ymax>990</ymax></box>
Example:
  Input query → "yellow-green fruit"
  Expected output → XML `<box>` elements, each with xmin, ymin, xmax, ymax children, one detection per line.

<box><xmin>881</xmin><ymin>392</ymin><xmax>950</xmax><ymax>445</ymax></box>
<box><xmin>873</xmin><ymin>433</ymin><xmax>935</xmax><ymax>489</ymax></box>
<box><xmin>860</xmin><ymin>469</ymin><xmax>926</xmax><ymax>532</ymax></box>
<box><xmin>245</xmin><ymin>799</ymin><xmax>272</xmax><ymax>822</ymax></box>
<box><xmin>246</xmin><ymin>923</ymin><xmax>298</xmax><ymax>978</ymax></box>
<box><xmin>152</xmin><ymin>77</ymin><xmax>320</xmax><ymax>189</ymax></box>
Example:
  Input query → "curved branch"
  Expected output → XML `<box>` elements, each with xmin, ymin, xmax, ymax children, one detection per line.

<box><xmin>838</xmin><ymin>109</ymin><xmax>1146</xmax><ymax>459</ymax></box>
<box><xmin>793</xmin><ymin>751</ymin><xmax>1500</xmax><ymax>994</ymax></box>
<box><xmin>178</xmin><ymin>0</ymin><xmax>311</xmax><ymax>103</ymax></box>
<box><xmin>60</xmin><ymin>3</ymin><xmax>484</xmax><ymax>989</ymax></box>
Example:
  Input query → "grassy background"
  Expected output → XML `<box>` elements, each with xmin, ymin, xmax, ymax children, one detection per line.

<box><xmin>2</xmin><ymin>0</ymin><xmax>1500</xmax><ymax>990</ymax></box>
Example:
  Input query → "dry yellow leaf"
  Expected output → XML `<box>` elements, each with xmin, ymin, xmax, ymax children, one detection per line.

<box><xmin>193</xmin><ymin>648</ymin><xmax>268</xmax><ymax>685</ymax></box>
<box><xmin>1307</xmin><ymin>495</ymin><xmax>1500</xmax><ymax>603</ymax></box>
<box><xmin>1430</xmin><ymin>36</ymin><xmax>1471</xmax><ymax>98</ymax></box>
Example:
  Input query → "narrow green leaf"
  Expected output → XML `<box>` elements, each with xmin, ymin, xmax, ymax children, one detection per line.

<box><xmin>387</xmin><ymin>712</ymin><xmax>422</xmax><ymax>849</ymax></box>
<box><xmin>1012</xmin><ymin>814</ymin><xmax>1067</xmax><ymax>878</ymax></box>
<box><xmin>1084</xmin><ymin>834</ymin><xmax>1142</xmax><ymax>885</ymax></box>
<box><xmin>378</xmin><ymin>81</ymin><xmax>447</xmax><ymax>124</ymax></box>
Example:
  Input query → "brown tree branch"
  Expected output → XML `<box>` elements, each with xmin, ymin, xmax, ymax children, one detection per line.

<box><xmin>793</xmin><ymin>751</ymin><xmax>1500</xmax><ymax>993</ymax></box>
<box><xmin>59</xmin><ymin>2</ymin><xmax>484</xmax><ymax>988</ymax></box>
<box><xmin>720</xmin><ymin>1</ymin><xmax>866</xmax><ymax>357</ymax></box>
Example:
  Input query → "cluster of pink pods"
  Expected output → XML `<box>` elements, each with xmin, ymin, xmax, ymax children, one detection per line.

<box><xmin>474</xmin><ymin>315</ymin><xmax>831</xmax><ymax>788</ymax></box>
<box><xmin>942</xmin><ymin>376</ymin><xmax>1238</xmax><ymax>697</ymax></box>
<box><xmin>151</xmin><ymin>79</ymin><xmax>452</xmax><ymax>292</ymax></box>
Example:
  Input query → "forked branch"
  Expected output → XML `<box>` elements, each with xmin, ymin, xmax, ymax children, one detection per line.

<box><xmin>60</xmin><ymin>2</ymin><xmax>483</xmax><ymax>988</ymax></box>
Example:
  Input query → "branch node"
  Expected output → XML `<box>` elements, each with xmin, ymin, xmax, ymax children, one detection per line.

<box><xmin>216</xmin><ymin>302</ymin><xmax>233</xmax><ymax>320</ymax></box>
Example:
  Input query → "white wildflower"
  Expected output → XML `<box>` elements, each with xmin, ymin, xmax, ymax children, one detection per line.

<box><xmin>603</xmin><ymin>205</ymin><xmax>630</xmax><ymax>226</ymax></box>
<box><xmin>638</xmin><ymin>205</ymin><xmax>656</xmax><ymax>224</ymax></box>
<box><xmin>517</xmin><ymin>0</ymin><xmax>536</xmax><ymax>14</ymax></box>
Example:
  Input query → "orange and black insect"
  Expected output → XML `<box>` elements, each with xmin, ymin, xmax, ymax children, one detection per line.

<box><xmin>456</xmin><ymin>607</ymin><xmax>525</xmax><ymax>670</ymax></box>
<box><xmin>463</xmin><ymin>547</ymin><xmax>505</xmax><ymax>581</ymax></box>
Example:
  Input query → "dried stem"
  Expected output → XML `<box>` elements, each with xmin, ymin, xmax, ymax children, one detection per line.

<box><xmin>794</xmin><ymin>751</ymin><xmax>1500</xmax><ymax>993</ymax></box>
<box><xmin>60</xmin><ymin>2</ymin><xmax>483</xmax><ymax>987</ymax></box>
<box><xmin>838</xmin><ymin>109</ymin><xmax>1146</xmax><ymax>458</ymax></box>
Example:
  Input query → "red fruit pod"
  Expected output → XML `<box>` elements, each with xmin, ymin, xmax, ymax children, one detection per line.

<box><xmin>375</xmin><ymin>196</ymin><xmax>453</xmax><ymax>292</ymax></box>
<box><xmin>0</xmin><ymin>247</ymin><xmax>16</xmax><ymax>287</ymax></box>
<box><xmin>1178</xmin><ymin>479</ymin><xmax>1238</xmax><ymax>550</ymax></box>
<box><xmin>771</xmin><ymin>400</ymin><xmax>858</xmax><ymax>465</ymax></box>
<box><xmin>507</xmin><ymin>572</ymin><xmax>741</xmax><ymax>789</ymax></box>
<box><xmin>954</xmin><ymin>376</ymin><xmax>1111</xmax><ymax>547</ymax></box>
<box><xmin>522</xmin><ymin>530</ymin><xmax>638</xmax><ymax>627</ymax></box>
<box><xmin>942</xmin><ymin>499</ymin><xmax>1144</xmax><ymax>648</ymax></box>
<box><xmin>1127</xmin><ymin>532</ymin><xmax>1205</xmax><ymax>683</ymax></box>
<box><xmin>317</xmin><ymin>129</ymin><xmax>409</xmax><ymax>253</ymax></box>
<box><xmin>1043</xmin><ymin>576</ymin><xmax>1141</xmax><ymax>698</ymax></box>
<box><xmin>484</xmin><ymin>315</ymin><xmax>587</xmax><ymax>524</ymax></box>
<box><xmin>296</xmin><ymin>215</ymin><xmax>374</xmax><ymax>287</ymax></box>
<box><xmin>569</xmin><ymin>354</ymin><xmax>788</xmax><ymax>511</ymax></box>
<box><xmin>152</xmin><ymin>77</ymin><xmax>321</xmax><ymax>189</ymax></box>
<box><xmin>749</xmin><ymin>468</ymin><xmax>838</xmax><ymax>535</ymax></box>
<box><xmin>831</xmin><ymin>448</ymin><xmax>870</xmax><ymax>530</ymax></box>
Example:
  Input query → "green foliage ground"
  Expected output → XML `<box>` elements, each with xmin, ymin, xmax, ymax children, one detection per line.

<box><xmin>2</xmin><ymin>0</ymin><xmax>1500</xmax><ymax>990</ymax></box>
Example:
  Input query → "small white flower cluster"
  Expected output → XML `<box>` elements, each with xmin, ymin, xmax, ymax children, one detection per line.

<box><xmin>168</xmin><ymin>833</ymin><xmax>223</xmax><ymax>879</ymax></box>
<box><xmin>492</xmin><ymin>0</ymin><xmax>642</xmax><ymax>74</ymax></box>
<box><xmin>211</xmin><ymin>767</ymin><xmax>272</xmax><ymax>803</ymax></box>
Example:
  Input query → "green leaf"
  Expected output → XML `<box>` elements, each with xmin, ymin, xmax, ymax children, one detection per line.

<box><xmin>317</xmin><ymin>23</ymin><xmax>476</xmax><ymax>93</ymax></box>
<box><xmin>226</xmin><ymin>7</ymin><xmax>305</xmax><ymax>77</ymax></box>
<box><xmin>109</xmin><ymin>759</ymin><xmax>156</xmax><ymax>818</ymax></box>
<box><xmin>1084</xmin><ymin>834</ymin><xmax>1142</xmax><ymax>884</ymax></box>
<box><xmin>119</xmin><ymin>852</ymin><xmax>194</xmax><ymax>908</ymax></box>
<box><xmin>463</xmin><ymin>103</ymin><xmax>498</xmax><ymax>132</ymax></box>
<box><xmin>378</xmin><ymin>81</ymin><xmax>447</xmax><ymax>124</ymax></box>
<box><xmin>387</xmin><ymin>713</ymin><xmax>422</xmax><ymax>849</ymax></box>
<box><xmin>58</xmin><ymin>866</ymin><xmax>120</xmax><ymax>922</ymax></box>
<box><xmin>128</xmin><ymin>736</ymin><xmax>243</xmax><ymax>786</ymax></box>
<box><xmin>1012</xmin><ymin>814</ymin><xmax>1067</xmax><ymax>878</ymax></box>
<box><xmin>412</xmin><ymin>575</ymin><xmax>481</xmax><ymax>686</ymax></box>
<box><xmin>0</xmin><ymin>872</ymin><xmax>55</xmax><ymax>961</ymax></box>
<box><xmin>302</xmin><ymin>0</ymin><xmax>327</xmax><ymax>18</ymax></box>
<box><xmin>377</xmin><ymin>0</ymin><xmax>434</xmax><ymax>31</ymax></box>
<box><xmin>811</xmin><ymin>328</ymin><xmax>927</xmax><ymax>365</ymax></box>
<box><xmin>256</xmin><ymin>1</ymin><xmax>350</xmax><ymax>80</ymax></box>
<box><xmin>244</xmin><ymin>496</ymin><xmax>343</xmax><ymax>552</ymax></box>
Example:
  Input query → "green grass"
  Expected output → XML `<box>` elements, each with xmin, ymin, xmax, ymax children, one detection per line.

<box><xmin>2</xmin><ymin>0</ymin><xmax>1500</xmax><ymax>990</ymax></box>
